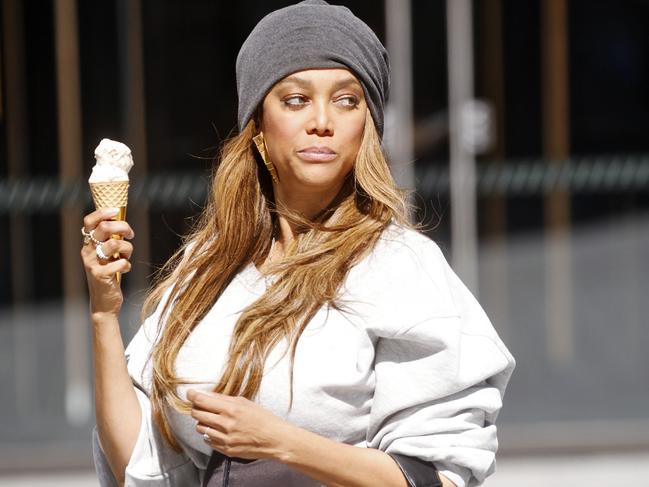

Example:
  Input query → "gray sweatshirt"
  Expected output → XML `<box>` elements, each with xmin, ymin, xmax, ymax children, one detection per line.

<box><xmin>93</xmin><ymin>224</ymin><xmax>516</xmax><ymax>487</ymax></box>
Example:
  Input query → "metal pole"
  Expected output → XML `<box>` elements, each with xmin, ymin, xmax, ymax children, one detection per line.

<box><xmin>54</xmin><ymin>0</ymin><xmax>91</xmax><ymax>425</ymax></box>
<box><xmin>477</xmin><ymin>0</ymin><xmax>510</xmax><ymax>340</ymax></box>
<box><xmin>384</xmin><ymin>0</ymin><xmax>415</xmax><ymax>218</ymax></box>
<box><xmin>3</xmin><ymin>0</ymin><xmax>37</xmax><ymax>419</ymax></box>
<box><xmin>446</xmin><ymin>0</ymin><xmax>479</xmax><ymax>293</ymax></box>
<box><xmin>541</xmin><ymin>0</ymin><xmax>574</xmax><ymax>366</ymax></box>
<box><xmin>116</xmin><ymin>0</ymin><xmax>151</xmax><ymax>317</ymax></box>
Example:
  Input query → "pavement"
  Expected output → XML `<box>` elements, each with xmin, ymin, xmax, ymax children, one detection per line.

<box><xmin>1</xmin><ymin>451</ymin><xmax>648</xmax><ymax>486</ymax></box>
<box><xmin>484</xmin><ymin>451</ymin><xmax>649</xmax><ymax>486</ymax></box>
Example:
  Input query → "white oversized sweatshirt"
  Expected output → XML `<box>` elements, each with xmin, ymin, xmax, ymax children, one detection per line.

<box><xmin>92</xmin><ymin>224</ymin><xmax>516</xmax><ymax>487</ymax></box>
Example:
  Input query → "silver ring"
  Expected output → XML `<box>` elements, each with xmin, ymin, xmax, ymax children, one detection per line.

<box><xmin>89</xmin><ymin>229</ymin><xmax>103</xmax><ymax>247</ymax></box>
<box><xmin>203</xmin><ymin>427</ymin><xmax>211</xmax><ymax>443</ymax></box>
<box><xmin>81</xmin><ymin>227</ymin><xmax>92</xmax><ymax>245</ymax></box>
<box><xmin>82</xmin><ymin>226</ymin><xmax>103</xmax><ymax>246</ymax></box>
<box><xmin>96</xmin><ymin>243</ymin><xmax>109</xmax><ymax>260</ymax></box>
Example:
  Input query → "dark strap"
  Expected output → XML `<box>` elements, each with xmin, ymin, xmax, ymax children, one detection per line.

<box><xmin>388</xmin><ymin>453</ymin><xmax>443</xmax><ymax>487</ymax></box>
<box><xmin>203</xmin><ymin>452</ymin><xmax>323</xmax><ymax>487</ymax></box>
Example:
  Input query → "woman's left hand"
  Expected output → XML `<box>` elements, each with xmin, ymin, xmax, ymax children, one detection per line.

<box><xmin>187</xmin><ymin>389</ymin><xmax>291</xmax><ymax>460</ymax></box>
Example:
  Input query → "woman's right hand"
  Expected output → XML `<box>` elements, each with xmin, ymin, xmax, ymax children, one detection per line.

<box><xmin>81</xmin><ymin>207</ymin><xmax>135</xmax><ymax>317</ymax></box>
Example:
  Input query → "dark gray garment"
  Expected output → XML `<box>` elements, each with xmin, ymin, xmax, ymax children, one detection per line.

<box><xmin>236</xmin><ymin>0</ymin><xmax>390</xmax><ymax>136</ymax></box>
<box><xmin>202</xmin><ymin>453</ymin><xmax>323</xmax><ymax>487</ymax></box>
<box><xmin>202</xmin><ymin>452</ymin><xmax>442</xmax><ymax>487</ymax></box>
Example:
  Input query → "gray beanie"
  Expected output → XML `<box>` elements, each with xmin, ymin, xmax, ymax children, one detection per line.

<box><xmin>236</xmin><ymin>0</ymin><xmax>390</xmax><ymax>136</ymax></box>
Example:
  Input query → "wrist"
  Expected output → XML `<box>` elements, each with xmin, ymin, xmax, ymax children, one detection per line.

<box><xmin>91</xmin><ymin>311</ymin><xmax>121</xmax><ymax>329</ymax></box>
<box><xmin>271</xmin><ymin>422</ymin><xmax>349</xmax><ymax>468</ymax></box>
<box><xmin>271</xmin><ymin>420</ymin><xmax>302</xmax><ymax>464</ymax></box>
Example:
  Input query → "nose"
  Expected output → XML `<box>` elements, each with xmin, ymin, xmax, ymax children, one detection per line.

<box><xmin>307</xmin><ymin>100</ymin><xmax>333</xmax><ymax>136</ymax></box>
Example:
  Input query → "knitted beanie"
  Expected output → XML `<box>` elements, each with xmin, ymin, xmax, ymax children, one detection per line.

<box><xmin>236</xmin><ymin>0</ymin><xmax>390</xmax><ymax>136</ymax></box>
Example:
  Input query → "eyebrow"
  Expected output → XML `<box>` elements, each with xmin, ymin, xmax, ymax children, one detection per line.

<box><xmin>277</xmin><ymin>75</ymin><xmax>362</xmax><ymax>92</ymax></box>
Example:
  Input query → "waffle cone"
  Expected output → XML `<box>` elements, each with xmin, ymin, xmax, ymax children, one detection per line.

<box><xmin>89</xmin><ymin>181</ymin><xmax>129</xmax><ymax>284</ymax></box>
<box><xmin>90</xmin><ymin>181</ymin><xmax>129</xmax><ymax>209</ymax></box>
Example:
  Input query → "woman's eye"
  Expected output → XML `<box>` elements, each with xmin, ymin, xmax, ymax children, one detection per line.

<box><xmin>336</xmin><ymin>96</ymin><xmax>359</xmax><ymax>108</ymax></box>
<box><xmin>283</xmin><ymin>95</ymin><xmax>308</xmax><ymax>108</ymax></box>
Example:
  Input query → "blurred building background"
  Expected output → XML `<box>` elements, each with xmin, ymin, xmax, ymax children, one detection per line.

<box><xmin>1</xmin><ymin>0</ymin><xmax>648</xmax><ymax>484</ymax></box>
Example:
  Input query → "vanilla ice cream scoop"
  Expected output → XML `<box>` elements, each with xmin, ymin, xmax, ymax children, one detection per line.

<box><xmin>89</xmin><ymin>138</ymin><xmax>134</xmax><ymax>183</ymax></box>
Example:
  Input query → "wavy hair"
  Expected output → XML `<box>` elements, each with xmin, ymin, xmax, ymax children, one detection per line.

<box><xmin>142</xmin><ymin>109</ymin><xmax>409</xmax><ymax>450</ymax></box>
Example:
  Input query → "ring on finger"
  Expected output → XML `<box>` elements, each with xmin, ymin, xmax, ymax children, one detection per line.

<box><xmin>96</xmin><ymin>243</ymin><xmax>109</xmax><ymax>261</ymax></box>
<box><xmin>81</xmin><ymin>227</ymin><xmax>93</xmax><ymax>246</ymax></box>
<box><xmin>89</xmin><ymin>229</ymin><xmax>103</xmax><ymax>247</ymax></box>
<box><xmin>81</xmin><ymin>226</ymin><xmax>103</xmax><ymax>247</ymax></box>
<box><xmin>203</xmin><ymin>426</ymin><xmax>211</xmax><ymax>443</ymax></box>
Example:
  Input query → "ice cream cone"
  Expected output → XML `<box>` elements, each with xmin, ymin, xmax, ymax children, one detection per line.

<box><xmin>89</xmin><ymin>139</ymin><xmax>134</xmax><ymax>284</ymax></box>
<box><xmin>90</xmin><ymin>180</ymin><xmax>129</xmax><ymax>209</ymax></box>
<box><xmin>90</xmin><ymin>181</ymin><xmax>129</xmax><ymax>283</ymax></box>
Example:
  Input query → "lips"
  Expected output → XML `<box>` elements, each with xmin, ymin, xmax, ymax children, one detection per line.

<box><xmin>296</xmin><ymin>146</ymin><xmax>338</xmax><ymax>162</ymax></box>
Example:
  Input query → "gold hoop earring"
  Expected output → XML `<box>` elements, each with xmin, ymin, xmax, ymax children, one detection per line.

<box><xmin>252</xmin><ymin>133</ymin><xmax>280</xmax><ymax>184</ymax></box>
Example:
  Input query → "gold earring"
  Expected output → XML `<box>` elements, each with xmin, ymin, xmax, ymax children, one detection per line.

<box><xmin>252</xmin><ymin>133</ymin><xmax>280</xmax><ymax>183</ymax></box>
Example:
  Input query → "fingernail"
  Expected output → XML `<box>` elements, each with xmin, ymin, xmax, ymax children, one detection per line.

<box><xmin>105</xmin><ymin>207</ymin><xmax>119</xmax><ymax>216</ymax></box>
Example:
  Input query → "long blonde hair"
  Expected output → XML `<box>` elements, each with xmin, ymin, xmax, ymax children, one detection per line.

<box><xmin>142</xmin><ymin>109</ymin><xmax>409</xmax><ymax>450</ymax></box>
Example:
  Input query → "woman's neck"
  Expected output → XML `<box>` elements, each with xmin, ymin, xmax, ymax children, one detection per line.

<box><xmin>272</xmin><ymin>184</ymin><xmax>343</xmax><ymax>245</ymax></box>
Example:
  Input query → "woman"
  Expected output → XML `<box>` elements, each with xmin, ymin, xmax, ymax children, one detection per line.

<box><xmin>82</xmin><ymin>1</ymin><xmax>515</xmax><ymax>486</ymax></box>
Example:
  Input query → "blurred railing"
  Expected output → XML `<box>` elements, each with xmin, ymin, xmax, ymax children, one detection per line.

<box><xmin>0</xmin><ymin>172</ymin><xmax>209</xmax><ymax>213</ymax></box>
<box><xmin>1</xmin><ymin>154</ymin><xmax>649</xmax><ymax>214</ymax></box>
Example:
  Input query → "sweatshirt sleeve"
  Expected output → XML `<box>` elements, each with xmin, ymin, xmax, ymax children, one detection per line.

<box><xmin>92</xmin><ymin>387</ymin><xmax>199</xmax><ymax>486</ymax></box>
<box><xmin>365</xmin><ymin>233</ymin><xmax>516</xmax><ymax>487</ymax></box>
<box><xmin>92</xmin><ymin>284</ymin><xmax>201</xmax><ymax>486</ymax></box>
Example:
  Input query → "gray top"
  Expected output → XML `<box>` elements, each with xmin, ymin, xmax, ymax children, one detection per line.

<box><xmin>92</xmin><ymin>224</ymin><xmax>515</xmax><ymax>487</ymax></box>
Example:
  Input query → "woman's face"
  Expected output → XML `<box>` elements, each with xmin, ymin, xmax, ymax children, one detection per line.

<box><xmin>260</xmin><ymin>68</ymin><xmax>367</xmax><ymax>200</ymax></box>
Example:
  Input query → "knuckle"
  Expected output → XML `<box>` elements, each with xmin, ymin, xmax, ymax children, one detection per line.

<box><xmin>224</xmin><ymin>418</ymin><xmax>237</xmax><ymax>433</ymax></box>
<box><xmin>121</xmin><ymin>241</ymin><xmax>133</xmax><ymax>255</ymax></box>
